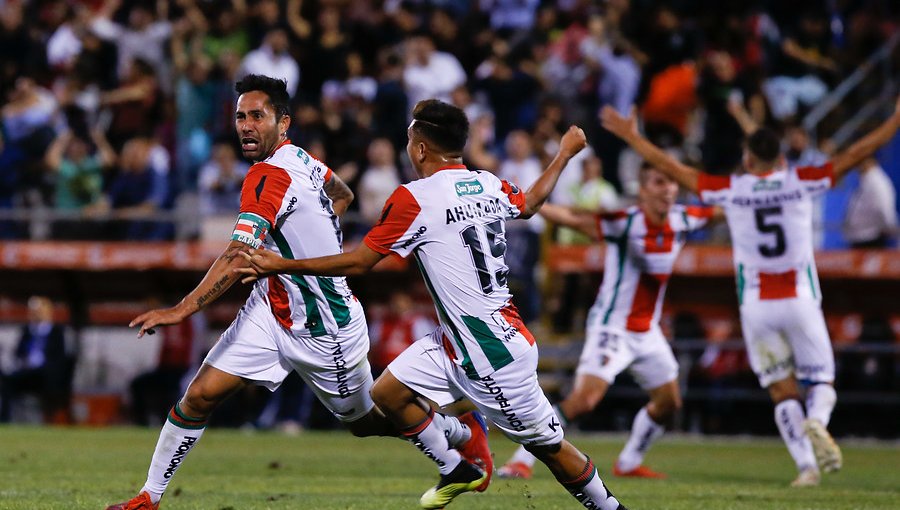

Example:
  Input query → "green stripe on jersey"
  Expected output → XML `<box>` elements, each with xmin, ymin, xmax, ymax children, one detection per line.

<box><xmin>806</xmin><ymin>264</ymin><xmax>818</xmax><ymax>299</ymax></box>
<box><xmin>413</xmin><ymin>251</ymin><xmax>479</xmax><ymax>379</ymax></box>
<box><xmin>602</xmin><ymin>212</ymin><xmax>636</xmax><ymax>325</ymax></box>
<box><xmin>737</xmin><ymin>263</ymin><xmax>745</xmax><ymax>305</ymax></box>
<box><xmin>317</xmin><ymin>276</ymin><xmax>351</xmax><ymax>327</ymax></box>
<box><xmin>462</xmin><ymin>315</ymin><xmax>514</xmax><ymax>371</ymax></box>
<box><xmin>269</xmin><ymin>229</ymin><xmax>328</xmax><ymax>337</ymax></box>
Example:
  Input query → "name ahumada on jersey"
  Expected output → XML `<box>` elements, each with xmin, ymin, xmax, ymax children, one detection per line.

<box><xmin>696</xmin><ymin>162</ymin><xmax>834</xmax><ymax>304</ymax></box>
<box><xmin>364</xmin><ymin>165</ymin><xmax>536</xmax><ymax>380</ymax></box>
<box><xmin>231</xmin><ymin>140</ymin><xmax>360</xmax><ymax>338</ymax></box>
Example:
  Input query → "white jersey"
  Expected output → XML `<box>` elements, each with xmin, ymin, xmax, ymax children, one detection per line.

<box><xmin>696</xmin><ymin>163</ymin><xmax>834</xmax><ymax>304</ymax></box>
<box><xmin>232</xmin><ymin>140</ymin><xmax>360</xmax><ymax>337</ymax></box>
<box><xmin>364</xmin><ymin>165</ymin><xmax>534</xmax><ymax>379</ymax></box>
<box><xmin>591</xmin><ymin>205</ymin><xmax>713</xmax><ymax>332</ymax></box>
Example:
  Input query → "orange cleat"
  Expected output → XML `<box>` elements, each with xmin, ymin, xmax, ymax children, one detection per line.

<box><xmin>613</xmin><ymin>464</ymin><xmax>667</xmax><ymax>479</ymax></box>
<box><xmin>457</xmin><ymin>411</ymin><xmax>493</xmax><ymax>492</ymax></box>
<box><xmin>497</xmin><ymin>461</ymin><xmax>533</xmax><ymax>480</ymax></box>
<box><xmin>105</xmin><ymin>491</ymin><xmax>159</xmax><ymax>510</ymax></box>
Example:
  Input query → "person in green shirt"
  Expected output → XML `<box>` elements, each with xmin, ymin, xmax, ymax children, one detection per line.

<box><xmin>45</xmin><ymin>129</ymin><xmax>116</xmax><ymax>210</ymax></box>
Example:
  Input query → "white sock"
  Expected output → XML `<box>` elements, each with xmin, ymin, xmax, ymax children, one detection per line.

<box><xmin>402</xmin><ymin>409</ymin><xmax>462</xmax><ymax>475</ymax></box>
<box><xmin>774</xmin><ymin>399</ymin><xmax>816</xmax><ymax>472</ymax></box>
<box><xmin>805</xmin><ymin>384</ymin><xmax>836</xmax><ymax>427</ymax></box>
<box><xmin>509</xmin><ymin>444</ymin><xmax>538</xmax><ymax>468</ymax></box>
<box><xmin>431</xmin><ymin>412</ymin><xmax>470</xmax><ymax>447</ymax></box>
<box><xmin>559</xmin><ymin>458</ymin><xmax>623</xmax><ymax>510</ymax></box>
<box><xmin>141</xmin><ymin>405</ymin><xmax>207</xmax><ymax>503</ymax></box>
<box><xmin>616</xmin><ymin>406</ymin><xmax>665</xmax><ymax>472</ymax></box>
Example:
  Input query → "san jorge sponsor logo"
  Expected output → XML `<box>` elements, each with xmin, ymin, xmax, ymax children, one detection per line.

<box><xmin>455</xmin><ymin>180</ymin><xmax>483</xmax><ymax>196</ymax></box>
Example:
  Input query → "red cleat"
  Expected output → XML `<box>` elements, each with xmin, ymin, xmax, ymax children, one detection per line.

<box><xmin>105</xmin><ymin>491</ymin><xmax>159</xmax><ymax>510</ymax></box>
<box><xmin>497</xmin><ymin>461</ymin><xmax>533</xmax><ymax>479</ymax></box>
<box><xmin>613</xmin><ymin>464</ymin><xmax>667</xmax><ymax>479</ymax></box>
<box><xmin>457</xmin><ymin>411</ymin><xmax>493</xmax><ymax>492</ymax></box>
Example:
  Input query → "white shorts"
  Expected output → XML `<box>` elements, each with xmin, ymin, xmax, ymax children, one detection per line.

<box><xmin>388</xmin><ymin>328</ymin><xmax>564</xmax><ymax>447</ymax></box>
<box><xmin>576</xmin><ymin>320</ymin><xmax>678</xmax><ymax>391</ymax></box>
<box><xmin>205</xmin><ymin>293</ymin><xmax>375</xmax><ymax>422</ymax></box>
<box><xmin>740</xmin><ymin>297</ymin><xmax>834</xmax><ymax>387</ymax></box>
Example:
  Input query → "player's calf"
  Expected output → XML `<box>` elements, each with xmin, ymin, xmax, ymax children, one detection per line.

<box><xmin>527</xmin><ymin>441</ymin><xmax>628</xmax><ymax>510</ymax></box>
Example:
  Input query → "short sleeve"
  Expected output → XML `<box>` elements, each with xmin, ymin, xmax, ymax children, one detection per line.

<box><xmin>500</xmin><ymin>179</ymin><xmax>526</xmax><ymax>218</ymax></box>
<box><xmin>597</xmin><ymin>210</ymin><xmax>629</xmax><ymax>238</ymax></box>
<box><xmin>796</xmin><ymin>162</ymin><xmax>834</xmax><ymax>196</ymax></box>
<box><xmin>683</xmin><ymin>205</ymin><xmax>716</xmax><ymax>231</ymax></box>
<box><xmin>696</xmin><ymin>172</ymin><xmax>732</xmax><ymax>205</ymax></box>
<box><xmin>363</xmin><ymin>186</ymin><xmax>424</xmax><ymax>258</ymax></box>
<box><xmin>239</xmin><ymin>162</ymin><xmax>292</xmax><ymax>226</ymax></box>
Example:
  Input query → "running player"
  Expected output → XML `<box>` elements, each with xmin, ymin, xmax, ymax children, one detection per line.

<box><xmin>600</xmin><ymin>98</ymin><xmax>900</xmax><ymax>486</ymax></box>
<box><xmin>237</xmin><ymin>100</ymin><xmax>628</xmax><ymax>510</ymax></box>
<box><xmin>498</xmin><ymin>163</ymin><xmax>716</xmax><ymax>480</ymax></box>
<box><xmin>107</xmin><ymin>77</ymin><xmax>484</xmax><ymax>510</ymax></box>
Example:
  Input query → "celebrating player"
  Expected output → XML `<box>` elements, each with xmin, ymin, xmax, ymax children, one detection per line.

<box><xmin>108</xmin><ymin>77</ymin><xmax>484</xmax><ymax>510</ymax></box>
<box><xmin>600</xmin><ymin>97</ymin><xmax>900</xmax><ymax>486</ymax></box>
<box><xmin>237</xmin><ymin>100</ymin><xmax>628</xmax><ymax>510</ymax></box>
<box><xmin>498</xmin><ymin>163</ymin><xmax>716</xmax><ymax>480</ymax></box>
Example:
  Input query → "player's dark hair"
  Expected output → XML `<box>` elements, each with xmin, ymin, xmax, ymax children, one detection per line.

<box><xmin>410</xmin><ymin>99</ymin><xmax>469</xmax><ymax>155</ymax></box>
<box><xmin>235</xmin><ymin>74</ymin><xmax>291</xmax><ymax>121</ymax></box>
<box><xmin>747</xmin><ymin>128</ymin><xmax>781</xmax><ymax>164</ymax></box>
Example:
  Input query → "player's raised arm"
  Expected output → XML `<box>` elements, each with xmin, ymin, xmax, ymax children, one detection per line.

<box><xmin>831</xmin><ymin>95</ymin><xmax>900</xmax><ymax>180</ymax></box>
<box><xmin>130</xmin><ymin>240</ymin><xmax>251</xmax><ymax>337</ymax></box>
<box><xmin>520</xmin><ymin>126</ymin><xmax>587</xmax><ymax>218</ymax></box>
<box><xmin>324</xmin><ymin>172</ymin><xmax>354</xmax><ymax>216</ymax></box>
<box><xmin>236</xmin><ymin>243</ymin><xmax>385</xmax><ymax>283</ymax></box>
<box><xmin>601</xmin><ymin>106</ymin><xmax>701</xmax><ymax>193</ymax></box>
<box><xmin>539</xmin><ymin>203</ymin><xmax>601</xmax><ymax>240</ymax></box>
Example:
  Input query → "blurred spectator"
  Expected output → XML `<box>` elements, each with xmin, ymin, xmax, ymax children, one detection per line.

<box><xmin>304</xmin><ymin>6</ymin><xmax>351</xmax><ymax>102</ymax></box>
<box><xmin>480</xmin><ymin>0</ymin><xmax>540</xmax><ymax>35</ymax></box>
<box><xmin>784</xmin><ymin>124</ymin><xmax>828</xmax><ymax>168</ymax></box>
<box><xmin>239</xmin><ymin>29</ymin><xmax>300</xmax><ymax>98</ymax></box>
<box><xmin>368</xmin><ymin>291</ymin><xmax>436</xmax><ymax>376</ymax></box>
<box><xmin>90</xmin><ymin>0</ymin><xmax>173</xmax><ymax>87</ymax></box>
<box><xmin>843</xmin><ymin>157</ymin><xmax>898</xmax><ymax>248</ymax></box>
<box><xmin>403</xmin><ymin>32</ymin><xmax>466</xmax><ymax>113</ymax></box>
<box><xmin>762</xmin><ymin>10</ymin><xmax>835</xmax><ymax>121</ymax></box>
<box><xmin>198</xmin><ymin>140</ymin><xmax>248</xmax><ymax>216</ymax></box>
<box><xmin>372</xmin><ymin>50</ymin><xmax>409</xmax><ymax>151</ymax></box>
<box><xmin>0</xmin><ymin>296</ymin><xmax>73</xmax><ymax>423</ymax></box>
<box><xmin>698</xmin><ymin>51</ymin><xmax>749</xmax><ymax>173</ymax></box>
<box><xmin>556</xmin><ymin>154</ymin><xmax>619</xmax><ymax>245</ymax></box>
<box><xmin>475</xmin><ymin>47</ymin><xmax>540</xmax><ymax>142</ymax></box>
<box><xmin>130</xmin><ymin>313</ymin><xmax>206</xmax><ymax>426</ymax></box>
<box><xmin>358</xmin><ymin>138</ymin><xmax>400</xmax><ymax>226</ymax></box>
<box><xmin>100</xmin><ymin>58</ymin><xmax>160</xmax><ymax>150</ymax></box>
<box><xmin>497</xmin><ymin>130</ymin><xmax>544</xmax><ymax>322</ymax></box>
<box><xmin>45</xmin><ymin>129</ymin><xmax>114</xmax><ymax>211</ymax></box>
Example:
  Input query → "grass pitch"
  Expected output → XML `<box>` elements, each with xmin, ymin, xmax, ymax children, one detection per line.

<box><xmin>0</xmin><ymin>426</ymin><xmax>897</xmax><ymax>510</ymax></box>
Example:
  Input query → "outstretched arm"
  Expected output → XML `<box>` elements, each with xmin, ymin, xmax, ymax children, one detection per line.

<box><xmin>235</xmin><ymin>243</ymin><xmax>385</xmax><ymax>283</ymax></box>
<box><xmin>520</xmin><ymin>126</ymin><xmax>587</xmax><ymax>218</ymax></box>
<box><xmin>601</xmin><ymin>106</ymin><xmax>702</xmax><ymax>193</ymax></box>
<box><xmin>831</xmin><ymin>96</ymin><xmax>900</xmax><ymax>180</ymax></box>
<box><xmin>539</xmin><ymin>203</ymin><xmax>601</xmax><ymax>240</ymax></box>
<box><xmin>130</xmin><ymin>240</ymin><xmax>250</xmax><ymax>337</ymax></box>
<box><xmin>324</xmin><ymin>172</ymin><xmax>354</xmax><ymax>216</ymax></box>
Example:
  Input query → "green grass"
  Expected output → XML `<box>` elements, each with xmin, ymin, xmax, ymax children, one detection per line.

<box><xmin>0</xmin><ymin>426</ymin><xmax>897</xmax><ymax>510</ymax></box>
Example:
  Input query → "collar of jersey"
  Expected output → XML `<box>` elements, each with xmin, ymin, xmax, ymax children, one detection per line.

<box><xmin>435</xmin><ymin>164</ymin><xmax>468</xmax><ymax>173</ymax></box>
<box><xmin>264</xmin><ymin>138</ymin><xmax>293</xmax><ymax>161</ymax></box>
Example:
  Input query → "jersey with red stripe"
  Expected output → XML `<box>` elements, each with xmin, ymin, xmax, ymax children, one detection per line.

<box><xmin>232</xmin><ymin>140</ymin><xmax>360</xmax><ymax>337</ymax></box>
<box><xmin>696</xmin><ymin>163</ymin><xmax>833</xmax><ymax>303</ymax></box>
<box><xmin>364</xmin><ymin>165</ymin><xmax>533</xmax><ymax>379</ymax></box>
<box><xmin>592</xmin><ymin>204</ymin><xmax>713</xmax><ymax>332</ymax></box>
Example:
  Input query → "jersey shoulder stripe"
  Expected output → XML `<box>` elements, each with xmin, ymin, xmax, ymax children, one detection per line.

<box><xmin>240</xmin><ymin>162</ymin><xmax>292</xmax><ymax>226</ymax></box>
<box><xmin>796</xmin><ymin>161</ymin><xmax>834</xmax><ymax>184</ymax></box>
<box><xmin>697</xmin><ymin>172</ymin><xmax>731</xmax><ymax>192</ymax></box>
<box><xmin>364</xmin><ymin>185</ymin><xmax>422</xmax><ymax>256</ymax></box>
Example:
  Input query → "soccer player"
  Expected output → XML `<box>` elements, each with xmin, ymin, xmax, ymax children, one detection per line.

<box><xmin>107</xmin><ymin>76</ymin><xmax>485</xmax><ymax>510</ymax></box>
<box><xmin>600</xmin><ymin>97</ymin><xmax>900</xmax><ymax>486</ymax></box>
<box><xmin>237</xmin><ymin>100</ymin><xmax>628</xmax><ymax>510</ymax></box>
<box><xmin>498</xmin><ymin>164</ymin><xmax>716</xmax><ymax>480</ymax></box>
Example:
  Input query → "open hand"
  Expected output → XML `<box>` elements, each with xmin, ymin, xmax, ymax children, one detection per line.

<box><xmin>130</xmin><ymin>307</ymin><xmax>185</xmax><ymax>338</ymax></box>
<box><xmin>600</xmin><ymin>105</ymin><xmax>639</xmax><ymax>141</ymax></box>
<box><xmin>234</xmin><ymin>248</ymin><xmax>286</xmax><ymax>284</ymax></box>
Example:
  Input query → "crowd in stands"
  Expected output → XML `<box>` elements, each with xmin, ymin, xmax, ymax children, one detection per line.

<box><xmin>1</xmin><ymin>0</ymin><xmax>898</xmax><ymax>244</ymax></box>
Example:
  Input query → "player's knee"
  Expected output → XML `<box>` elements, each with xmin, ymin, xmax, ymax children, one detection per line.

<box><xmin>180</xmin><ymin>384</ymin><xmax>222</xmax><ymax>418</ymax></box>
<box><xmin>524</xmin><ymin>442</ymin><xmax>563</xmax><ymax>461</ymax></box>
